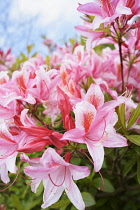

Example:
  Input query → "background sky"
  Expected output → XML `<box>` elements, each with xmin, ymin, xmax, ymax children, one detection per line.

<box><xmin>0</xmin><ymin>0</ymin><xmax>89</xmax><ymax>55</ymax></box>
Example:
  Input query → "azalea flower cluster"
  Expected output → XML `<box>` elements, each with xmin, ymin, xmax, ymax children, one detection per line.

<box><xmin>0</xmin><ymin>0</ymin><xmax>140</xmax><ymax>209</ymax></box>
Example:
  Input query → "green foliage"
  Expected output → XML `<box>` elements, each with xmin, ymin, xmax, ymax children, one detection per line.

<box><xmin>104</xmin><ymin>92</ymin><xmax>114</xmax><ymax>102</ymax></box>
<box><xmin>119</xmin><ymin>104</ymin><xmax>126</xmax><ymax>131</ymax></box>
<box><xmin>123</xmin><ymin>159</ymin><xmax>137</xmax><ymax>177</ymax></box>
<box><xmin>49</xmin><ymin>198</ymin><xmax>70</xmax><ymax>209</ymax></box>
<box><xmin>94</xmin><ymin>43</ymin><xmax>115</xmax><ymax>55</ymax></box>
<box><xmin>127</xmin><ymin>103</ymin><xmax>140</xmax><ymax>129</ymax></box>
<box><xmin>137</xmin><ymin>160</ymin><xmax>140</xmax><ymax>184</ymax></box>
<box><xmin>116</xmin><ymin>103</ymin><xmax>127</xmax><ymax>134</ymax></box>
<box><xmin>93</xmin><ymin>178</ymin><xmax>115</xmax><ymax>193</ymax></box>
<box><xmin>46</xmin><ymin>56</ymin><xmax>50</xmax><ymax>68</ymax></box>
<box><xmin>27</xmin><ymin>44</ymin><xmax>34</xmax><ymax>54</ymax></box>
<box><xmin>126</xmin><ymin>135</ymin><xmax>140</xmax><ymax>146</ymax></box>
<box><xmin>82</xmin><ymin>192</ymin><xmax>96</xmax><ymax>207</ymax></box>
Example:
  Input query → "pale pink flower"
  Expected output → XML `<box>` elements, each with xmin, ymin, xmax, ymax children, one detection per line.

<box><xmin>0</xmin><ymin>92</ymin><xmax>21</xmax><ymax>120</ymax></box>
<box><xmin>0</xmin><ymin>49</ymin><xmax>15</xmax><ymax>71</ymax></box>
<box><xmin>0</xmin><ymin>153</ymin><xmax>17</xmax><ymax>184</ymax></box>
<box><xmin>22</xmin><ymin>148</ymin><xmax>90</xmax><ymax>210</ymax></box>
<box><xmin>12</xmin><ymin>68</ymin><xmax>36</xmax><ymax>104</ymax></box>
<box><xmin>29</xmin><ymin>67</ymin><xmax>60</xmax><ymax>103</ymax></box>
<box><xmin>75</xmin><ymin>25</ymin><xmax>106</xmax><ymax>49</ymax></box>
<box><xmin>0</xmin><ymin>121</ymin><xmax>23</xmax><ymax>183</ymax></box>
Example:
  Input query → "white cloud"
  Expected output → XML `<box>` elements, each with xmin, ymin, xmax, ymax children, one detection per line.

<box><xmin>5</xmin><ymin>0</ymin><xmax>90</xmax><ymax>53</ymax></box>
<box><xmin>10</xmin><ymin>0</ymin><xmax>90</xmax><ymax>26</ymax></box>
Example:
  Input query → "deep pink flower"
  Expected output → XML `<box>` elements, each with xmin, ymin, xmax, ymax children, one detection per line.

<box><xmin>78</xmin><ymin>0</ymin><xmax>132</xmax><ymax>29</ymax></box>
<box><xmin>61</xmin><ymin>98</ymin><xmax>127</xmax><ymax>172</ymax></box>
<box><xmin>57</xmin><ymin>86</ymin><xmax>75</xmax><ymax>130</ymax></box>
<box><xmin>15</xmin><ymin>109</ymin><xmax>67</xmax><ymax>152</ymax></box>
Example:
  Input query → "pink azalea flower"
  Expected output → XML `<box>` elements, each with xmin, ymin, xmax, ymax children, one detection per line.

<box><xmin>0</xmin><ymin>92</ymin><xmax>21</xmax><ymax>120</ymax></box>
<box><xmin>15</xmin><ymin>109</ymin><xmax>67</xmax><ymax>152</ymax></box>
<box><xmin>0</xmin><ymin>49</ymin><xmax>15</xmax><ymax>71</ymax></box>
<box><xmin>60</xmin><ymin>45</ymin><xmax>90</xmax><ymax>83</ymax></box>
<box><xmin>75</xmin><ymin>25</ymin><xmax>106</xmax><ymax>49</ymax></box>
<box><xmin>0</xmin><ymin>71</ymin><xmax>9</xmax><ymax>85</ymax></box>
<box><xmin>22</xmin><ymin>148</ymin><xmax>90</xmax><ymax>210</ymax></box>
<box><xmin>84</xmin><ymin>84</ymin><xmax>104</xmax><ymax>109</ymax></box>
<box><xmin>57</xmin><ymin>86</ymin><xmax>75</xmax><ymax>130</ymax></box>
<box><xmin>0</xmin><ymin>122</ymin><xmax>18</xmax><ymax>157</ymax></box>
<box><xmin>12</xmin><ymin>68</ymin><xmax>36</xmax><ymax>104</ymax></box>
<box><xmin>77</xmin><ymin>0</ymin><xmax>132</xmax><ymax>29</ymax></box>
<box><xmin>0</xmin><ymin>121</ymin><xmax>23</xmax><ymax>183</ymax></box>
<box><xmin>29</xmin><ymin>67</ymin><xmax>60</xmax><ymax>103</ymax></box>
<box><xmin>61</xmin><ymin>99</ymin><xmax>127</xmax><ymax>172</ymax></box>
<box><xmin>0</xmin><ymin>153</ymin><xmax>17</xmax><ymax>184</ymax></box>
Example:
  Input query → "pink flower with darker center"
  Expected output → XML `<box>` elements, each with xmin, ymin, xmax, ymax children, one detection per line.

<box><xmin>61</xmin><ymin>84</ymin><xmax>127</xmax><ymax>172</ymax></box>
<box><xmin>78</xmin><ymin>0</ymin><xmax>132</xmax><ymax>29</ymax></box>
<box><xmin>21</xmin><ymin>148</ymin><xmax>90</xmax><ymax>210</ymax></box>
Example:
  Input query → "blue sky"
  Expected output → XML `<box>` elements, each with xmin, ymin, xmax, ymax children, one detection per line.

<box><xmin>0</xmin><ymin>0</ymin><xmax>89</xmax><ymax>55</ymax></box>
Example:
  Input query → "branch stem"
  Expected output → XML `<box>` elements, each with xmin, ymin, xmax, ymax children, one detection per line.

<box><xmin>118</xmin><ymin>41</ymin><xmax>125</xmax><ymax>93</ymax></box>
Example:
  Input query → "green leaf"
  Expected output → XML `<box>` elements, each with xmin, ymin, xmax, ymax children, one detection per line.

<box><xmin>60</xmin><ymin>207</ymin><xmax>67</xmax><ymax>210</ymax></box>
<box><xmin>137</xmin><ymin>160</ymin><xmax>140</xmax><ymax>184</ymax></box>
<box><xmin>105</xmin><ymin>25</ymin><xmax>111</xmax><ymax>36</ymax></box>
<box><xmin>104</xmin><ymin>92</ymin><xmax>114</xmax><ymax>102</ymax></box>
<box><xmin>21</xmin><ymin>185</ymin><xmax>29</xmax><ymax>199</ymax></box>
<box><xmin>94</xmin><ymin>43</ymin><xmax>115</xmax><ymax>55</ymax></box>
<box><xmin>87</xmin><ymin>76</ymin><xmax>94</xmax><ymax>88</ymax></box>
<box><xmin>69</xmin><ymin>38</ymin><xmax>75</xmax><ymax>46</ymax></box>
<box><xmin>117</xmin><ymin>103</ymin><xmax>126</xmax><ymax>132</ymax></box>
<box><xmin>93</xmin><ymin>178</ymin><xmax>115</xmax><ymax>193</ymax></box>
<box><xmin>95</xmin><ymin>198</ymin><xmax>108</xmax><ymax>207</ymax></box>
<box><xmin>20</xmin><ymin>53</ymin><xmax>28</xmax><ymax>61</ymax></box>
<box><xmin>25</xmin><ymin>198</ymin><xmax>42</xmax><ymax>210</ymax></box>
<box><xmin>70</xmin><ymin>157</ymin><xmax>81</xmax><ymax>165</ymax></box>
<box><xmin>123</xmin><ymin>159</ymin><xmax>137</xmax><ymax>177</ymax></box>
<box><xmin>42</xmin><ymin>35</ymin><xmax>47</xmax><ymax>40</ymax></box>
<box><xmin>127</xmin><ymin>104</ymin><xmax>140</xmax><ymax>129</ymax></box>
<box><xmin>71</xmin><ymin>206</ymin><xmax>77</xmax><ymax>210</ymax></box>
<box><xmin>36</xmin><ymin>181</ymin><xmax>43</xmax><ymax>196</ymax></box>
<box><xmin>134</xmin><ymin>145</ymin><xmax>140</xmax><ymax>156</ymax></box>
<box><xmin>80</xmin><ymin>36</ymin><xmax>86</xmax><ymax>46</ymax></box>
<box><xmin>82</xmin><ymin>192</ymin><xmax>96</xmax><ymax>207</ymax></box>
<box><xmin>46</xmin><ymin>56</ymin><xmax>50</xmax><ymax>66</ymax></box>
<box><xmin>10</xmin><ymin>194</ymin><xmax>23</xmax><ymax>210</ymax></box>
<box><xmin>59</xmin><ymin>206</ymin><xmax>67</xmax><ymax>210</ymax></box>
<box><xmin>126</xmin><ymin>135</ymin><xmax>140</xmax><ymax>146</ymax></box>
<box><xmin>50</xmin><ymin>199</ymin><xmax>70</xmax><ymax>209</ymax></box>
<box><xmin>27</xmin><ymin>44</ymin><xmax>34</xmax><ymax>54</ymax></box>
<box><xmin>104</xmin><ymin>148</ymin><xmax>114</xmax><ymax>155</ymax></box>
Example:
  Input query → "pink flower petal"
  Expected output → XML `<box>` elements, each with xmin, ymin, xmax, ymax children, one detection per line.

<box><xmin>61</xmin><ymin>128</ymin><xmax>85</xmax><ymax>144</ymax></box>
<box><xmin>70</xmin><ymin>165</ymin><xmax>90</xmax><ymax>180</ymax></box>
<box><xmin>74</xmin><ymin>101</ymin><xmax>97</xmax><ymax>132</ymax></box>
<box><xmin>85</xmin><ymin>84</ymin><xmax>104</xmax><ymax>109</ymax></box>
<box><xmin>77</xmin><ymin>2</ymin><xmax>101</xmax><ymax>16</ymax></box>
<box><xmin>86</xmin><ymin>141</ymin><xmax>104</xmax><ymax>172</ymax></box>
<box><xmin>42</xmin><ymin>179</ymin><xmax>63</xmax><ymax>208</ymax></box>
<box><xmin>64</xmin><ymin>171</ymin><xmax>85</xmax><ymax>210</ymax></box>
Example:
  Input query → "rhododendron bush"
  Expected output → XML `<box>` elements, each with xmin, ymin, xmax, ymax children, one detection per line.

<box><xmin>1</xmin><ymin>0</ymin><xmax>140</xmax><ymax>209</ymax></box>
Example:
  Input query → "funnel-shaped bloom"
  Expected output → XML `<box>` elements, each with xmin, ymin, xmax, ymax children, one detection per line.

<box><xmin>78</xmin><ymin>0</ymin><xmax>132</xmax><ymax>29</ymax></box>
<box><xmin>61</xmin><ymin>100</ymin><xmax>127</xmax><ymax>172</ymax></box>
<box><xmin>22</xmin><ymin>148</ymin><xmax>90</xmax><ymax>210</ymax></box>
